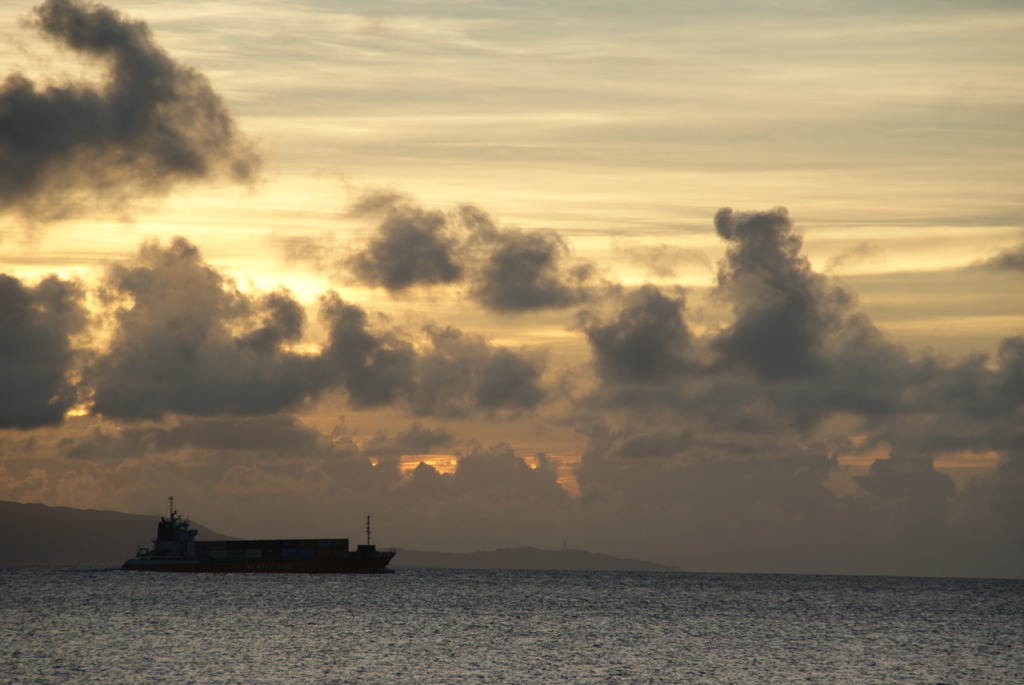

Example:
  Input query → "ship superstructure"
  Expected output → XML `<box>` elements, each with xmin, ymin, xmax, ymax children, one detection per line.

<box><xmin>122</xmin><ymin>499</ymin><xmax>394</xmax><ymax>573</ymax></box>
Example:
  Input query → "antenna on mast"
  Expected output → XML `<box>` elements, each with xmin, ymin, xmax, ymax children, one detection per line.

<box><xmin>168</xmin><ymin>496</ymin><xmax>175</xmax><ymax>518</ymax></box>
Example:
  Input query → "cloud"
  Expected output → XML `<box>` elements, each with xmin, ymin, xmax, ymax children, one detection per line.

<box><xmin>553</xmin><ymin>206</ymin><xmax>1024</xmax><ymax>574</ymax></box>
<box><xmin>711</xmin><ymin>207</ymin><xmax>852</xmax><ymax>380</ymax></box>
<box><xmin>615</xmin><ymin>242</ymin><xmax>712</xmax><ymax>279</ymax></box>
<box><xmin>316</xmin><ymin>300</ymin><xmax>550</xmax><ymax>416</ymax></box>
<box><xmin>579</xmin><ymin>284</ymin><xmax>693</xmax><ymax>385</ymax></box>
<box><xmin>855</xmin><ymin>453</ymin><xmax>956</xmax><ymax>533</ymax></box>
<box><xmin>295</xmin><ymin>197</ymin><xmax>601</xmax><ymax>312</ymax></box>
<box><xmin>361</xmin><ymin>422</ymin><xmax>453</xmax><ymax>457</ymax></box>
<box><xmin>572</xmin><ymin>436</ymin><xmax>851</xmax><ymax>571</ymax></box>
<box><xmin>604</xmin><ymin>428</ymin><xmax>695</xmax><ymax>460</ymax></box>
<box><xmin>464</xmin><ymin>206</ymin><xmax>597</xmax><ymax>312</ymax></box>
<box><xmin>86</xmin><ymin>237</ymin><xmax>322</xmax><ymax>419</ymax></box>
<box><xmin>970</xmin><ymin>242</ymin><xmax>1024</xmax><ymax>272</ymax></box>
<box><xmin>412</xmin><ymin>325</ymin><xmax>546</xmax><ymax>417</ymax></box>
<box><xmin>2</xmin><ymin>78</ymin><xmax>1021</xmax><ymax>584</ymax></box>
<box><xmin>61</xmin><ymin>414</ymin><xmax>337</xmax><ymax>461</ymax></box>
<box><xmin>824</xmin><ymin>241</ymin><xmax>883</xmax><ymax>272</ymax></box>
<box><xmin>237</xmin><ymin>290</ymin><xmax>305</xmax><ymax>355</ymax></box>
<box><xmin>577</xmin><ymin>208</ymin><xmax>1020</xmax><ymax>441</ymax></box>
<box><xmin>274</xmin><ymin>232</ymin><xmax>337</xmax><ymax>272</ymax></box>
<box><xmin>0</xmin><ymin>273</ymin><xmax>88</xmax><ymax>428</ymax></box>
<box><xmin>573</xmin><ymin>427</ymin><xmax>1024</xmax><ymax>576</ymax></box>
<box><xmin>394</xmin><ymin>442</ymin><xmax>574</xmax><ymax>551</ymax></box>
<box><xmin>59</xmin><ymin>235</ymin><xmax>554</xmax><ymax>421</ymax></box>
<box><xmin>998</xmin><ymin>336</ymin><xmax>1024</xmax><ymax>401</ymax></box>
<box><xmin>317</xmin><ymin>291</ymin><xmax>416</xmax><ymax>407</ymax></box>
<box><xmin>346</xmin><ymin>202</ymin><xmax>462</xmax><ymax>291</ymax></box>
<box><xmin>0</xmin><ymin>0</ymin><xmax>259</xmax><ymax>223</ymax></box>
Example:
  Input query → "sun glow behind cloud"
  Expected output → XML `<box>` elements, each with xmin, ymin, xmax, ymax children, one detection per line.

<box><xmin>1</xmin><ymin>0</ymin><xmax>1022</xmax><ymax>577</ymax></box>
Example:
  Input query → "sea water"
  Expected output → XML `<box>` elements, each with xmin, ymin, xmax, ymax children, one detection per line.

<box><xmin>1</xmin><ymin>567</ymin><xmax>1021</xmax><ymax>684</ymax></box>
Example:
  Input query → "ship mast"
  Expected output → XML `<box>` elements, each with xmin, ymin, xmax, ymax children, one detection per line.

<box><xmin>366</xmin><ymin>515</ymin><xmax>371</xmax><ymax>546</ymax></box>
<box><xmin>168</xmin><ymin>496</ymin><xmax>174</xmax><ymax>519</ymax></box>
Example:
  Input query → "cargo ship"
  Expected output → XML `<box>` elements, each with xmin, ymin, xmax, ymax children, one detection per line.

<box><xmin>122</xmin><ymin>499</ymin><xmax>395</xmax><ymax>573</ymax></box>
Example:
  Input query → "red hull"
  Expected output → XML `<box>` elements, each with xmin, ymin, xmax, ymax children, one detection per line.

<box><xmin>122</xmin><ymin>554</ymin><xmax>394</xmax><ymax>573</ymax></box>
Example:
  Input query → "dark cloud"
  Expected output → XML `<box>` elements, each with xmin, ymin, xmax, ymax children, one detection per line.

<box><xmin>395</xmin><ymin>443</ymin><xmax>574</xmax><ymax>551</ymax></box>
<box><xmin>362</xmin><ymin>422</ymin><xmax>453</xmax><ymax>457</ymax></box>
<box><xmin>712</xmin><ymin>207</ymin><xmax>851</xmax><ymax>380</ymax></box>
<box><xmin>62</xmin><ymin>415</ymin><xmax>336</xmax><ymax>461</ymax></box>
<box><xmin>855</xmin><ymin>453</ymin><xmax>956</xmax><ymax>539</ymax></box>
<box><xmin>604</xmin><ymin>429</ymin><xmax>695</xmax><ymax>460</ymax></box>
<box><xmin>475</xmin><ymin>349</ymin><xmax>545</xmax><ymax>410</ymax></box>
<box><xmin>961</xmin><ymin>450</ymin><xmax>1024</xmax><ymax>553</ymax></box>
<box><xmin>998</xmin><ymin>336</ymin><xmax>1024</xmax><ymax>401</ymax></box>
<box><xmin>86</xmin><ymin>237</ymin><xmax>321</xmax><ymax>419</ymax></box>
<box><xmin>0</xmin><ymin>0</ymin><xmax>259</xmax><ymax>223</ymax></box>
<box><xmin>0</xmin><ymin>273</ymin><xmax>87</xmax><ymax>428</ymax></box>
<box><xmin>318</xmin><ymin>292</ymin><xmax>416</xmax><ymax>407</ymax></box>
<box><xmin>573</xmin><ymin>436</ymin><xmax>846</xmax><ymax>572</ymax></box>
<box><xmin>574</xmin><ymin>428</ymin><xmax>1024</xmax><ymax>576</ymax></box>
<box><xmin>347</xmin><ymin>188</ymin><xmax>412</xmax><ymax>217</ymax></box>
<box><xmin>325</xmin><ymin>199</ymin><xmax>600</xmax><ymax>311</ymax></box>
<box><xmin>237</xmin><ymin>291</ymin><xmax>305</xmax><ymax>355</ymax></box>
<box><xmin>346</xmin><ymin>203</ymin><xmax>462</xmax><ymax>291</ymax></box>
<box><xmin>574</xmin><ymin>210</ymin><xmax>1019</xmax><ymax>446</ymax></box>
<box><xmin>0</xmin><ymin>411</ymin><xmax>394</xmax><ymax>537</ymax></box>
<box><xmin>69</xmin><ymin>235</ymin><xmax>552</xmax><ymax>421</ymax></box>
<box><xmin>172</xmin><ymin>415</ymin><xmax>330</xmax><ymax>456</ymax></box>
<box><xmin>580</xmin><ymin>284</ymin><xmax>692</xmax><ymax>385</ymax></box>
<box><xmin>576</xmin><ymin>209</ymin><xmax>1019</xmax><ymax>443</ymax></box>
<box><xmin>412</xmin><ymin>325</ymin><xmax>546</xmax><ymax>417</ymax></box>
<box><xmin>465</xmin><ymin>207</ymin><xmax>597</xmax><ymax>312</ymax></box>
<box><xmin>854</xmin><ymin>335</ymin><xmax>1024</xmax><ymax>466</ymax></box>
<box><xmin>557</xmin><ymin>206</ymin><xmax>1024</xmax><ymax>575</ymax></box>
<box><xmin>452</xmin><ymin>443</ymin><xmax>564</xmax><ymax>497</ymax></box>
<box><xmin>4</xmin><ymin>194</ymin><xmax>1022</xmax><ymax>576</ymax></box>
<box><xmin>971</xmin><ymin>242</ymin><xmax>1024</xmax><ymax>272</ymax></box>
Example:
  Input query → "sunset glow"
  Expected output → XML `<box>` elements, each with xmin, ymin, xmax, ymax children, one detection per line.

<box><xmin>1</xmin><ymin>0</ymin><xmax>1021</xmax><ymax>577</ymax></box>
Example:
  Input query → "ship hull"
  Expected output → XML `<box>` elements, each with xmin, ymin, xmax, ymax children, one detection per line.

<box><xmin>122</xmin><ymin>554</ymin><xmax>394</xmax><ymax>574</ymax></box>
<box><xmin>122</xmin><ymin>503</ymin><xmax>394</xmax><ymax>573</ymax></box>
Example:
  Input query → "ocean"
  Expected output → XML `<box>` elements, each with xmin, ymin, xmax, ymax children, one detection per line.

<box><xmin>1</xmin><ymin>567</ymin><xmax>1021</xmax><ymax>684</ymax></box>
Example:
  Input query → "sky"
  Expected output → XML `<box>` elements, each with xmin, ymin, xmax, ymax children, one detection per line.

<box><xmin>1</xmin><ymin>0</ymin><xmax>1022</xmax><ymax>578</ymax></box>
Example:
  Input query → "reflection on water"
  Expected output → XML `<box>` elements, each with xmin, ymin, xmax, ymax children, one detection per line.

<box><xmin>2</xmin><ymin>567</ymin><xmax>1021</xmax><ymax>684</ymax></box>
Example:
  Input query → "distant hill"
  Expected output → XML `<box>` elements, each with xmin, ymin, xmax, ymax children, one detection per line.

<box><xmin>0</xmin><ymin>500</ymin><xmax>680</xmax><ymax>572</ymax></box>
<box><xmin>0</xmin><ymin>500</ymin><xmax>232</xmax><ymax>566</ymax></box>
<box><xmin>392</xmin><ymin>547</ymin><xmax>682</xmax><ymax>572</ymax></box>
